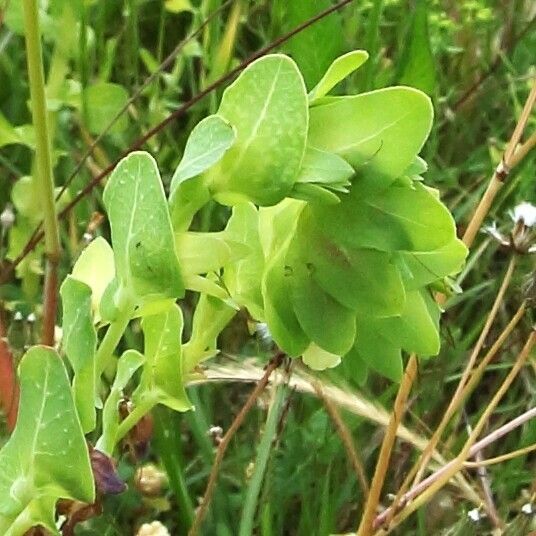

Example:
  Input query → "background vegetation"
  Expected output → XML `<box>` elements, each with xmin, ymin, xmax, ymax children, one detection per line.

<box><xmin>0</xmin><ymin>0</ymin><xmax>535</xmax><ymax>534</ymax></box>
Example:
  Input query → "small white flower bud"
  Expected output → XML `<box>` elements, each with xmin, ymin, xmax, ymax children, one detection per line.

<box><xmin>467</xmin><ymin>508</ymin><xmax>481</xmax><ymax>522</ymax></box>
<box><xmin>521</xmin><ymin>503</ymin><xmax>533</xmax><ymax>515</ymax></box>
<box><xmin>0</xmin><ymin>205</ymin><xmax>15</xmax><ymax>228</ymax></box>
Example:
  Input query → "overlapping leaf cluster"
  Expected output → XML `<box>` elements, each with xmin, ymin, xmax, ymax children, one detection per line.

<box><xmin>172</xmin><ymin>51</ymin><xmax>467</xmax><ymax>379</ymax></box>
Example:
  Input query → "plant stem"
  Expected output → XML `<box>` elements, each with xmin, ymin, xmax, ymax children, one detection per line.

<box><xmin>373</xmin><ymin>327</ymin><xmax>536</xmax><ymax>532</ymax></box>
<box><xmin>412</xmin><ymin>255</ymin><xmax>517</xmax><ymax>485</ymax></box>
<box><xmin>388</xmin><ymin>298</ymin><xmax>526</xmax><ymax>525</ymax></box>
<box><xmin>357</xmin><ymin>354</ymin><xmax>418</xmax><ymax>536</ymax></box>
<box><xmin>95</xmin><ymin>308</ymin><xmax>132</xmax><ymax>376</ymax></box>
<box><xmin>153</xmin><ymin>408</ymin><xmax>195</xmax><ymax>532</ymax></box>
<box><xmin>115</xmin><ymin>398</ymin><xmax>154</xmax><ymax>443</ymax></box>
<box><xmin>360</xmin><ymin>0</ymin><xmax>383</xmax><ymax>92</ymax></box>
<box><xmin>188</xmin><ymin>352</ymin><xmax>284</xmax><ymax>536</ymax></box>
<box><xmin>239</xmin><ymin>380</ymin><xmax>286</xmax><ymax>536</ymax></box>
<box><xmin>462</xmin><ymin>78</ymin><xmax>536</xmax><ymax>248</ymax></box>
<box><xmin>22</xmin><ymin>0</ymin><xmax>61</xmax><ymax>346</ymax></box>
<box><xmin>313</xmin><ymin>380</ymin><xmax>369</xmax><ymax>496</ymax></box>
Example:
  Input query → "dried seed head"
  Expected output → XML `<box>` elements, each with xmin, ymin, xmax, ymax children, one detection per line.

<box><xmin>136</xmin><ymin>521</ymin><xmax>171</xmax><ymax>536</ymax></box>
<box><xmin>511</xmin><ymin>202</ymin><xmax>536</xmax><ymax>228</ymax></box>
<box><xmin>134</xmin><ymin>464</ymin><xmax>167</xmax><ymax>497</ymax></box>
<box><xmin>207</xmin><ymin>425</ymin><xmax>223</xmax><ymax>445</ymax></box>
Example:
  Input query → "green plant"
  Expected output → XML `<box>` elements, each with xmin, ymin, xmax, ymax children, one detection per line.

<box><xmin>0</xmin><ymin>47</ymin><xmax>467</xmax><ymax>534</ymax></box>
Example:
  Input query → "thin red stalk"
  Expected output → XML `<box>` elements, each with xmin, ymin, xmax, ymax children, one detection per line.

<box><xmin>0</xmin><ymin>311</ymin><xmax>18</xmax><ymax>431</ymax></box>
<box><xmin>188</xmin><ymin>353</ymin><xmax>284</xmax><ymax>536</ymax></box>
<box><xmin>0</xmin><ymin>0</ymin><xmax>356</xmax><ymax>286</ymax></box>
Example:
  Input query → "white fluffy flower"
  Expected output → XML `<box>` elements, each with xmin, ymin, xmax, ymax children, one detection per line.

<box><xmin>510</xmin><ymin>202</ymin><xmax>536</xmax><ymax>228</ymax></box>
<box><xmin>467</xmin><ymin>508</ymin><xmax>481</xmax><ymax>522</ymax></box>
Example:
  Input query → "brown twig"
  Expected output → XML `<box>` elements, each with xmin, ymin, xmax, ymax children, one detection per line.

<box><xmin>0</xmin><ymin>0</ymin><xmax>357</xmax><ymax>286</ymax></box>
<box><xmin>412</xmin><ymin>255</ymin><xmax>518</xmax><ymax>486</ymax></box>
<box><xmin>313</xmin><ymin>380</ymin><xmax>369</xmax><ymax>496</ymax></box>
<box><xmin>188</xmin><ymin>353</ymin><xmax>284</xmax><ymax>536</ymax></box>
<box><xmin>356</xmin><ymin>355</ymin><xmax>418</xmax><ymax>536</ymax></box>
<box><xmin>373</xmin><ymin>327</ymin><xmax>536</xmax><ymax>532</ymax></box>
<box><xmin>462</xmin><ymin>78</ymin><xmax>536</xmax><ymax>248</ymax></box>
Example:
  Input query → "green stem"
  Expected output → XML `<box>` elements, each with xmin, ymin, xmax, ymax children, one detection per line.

<box><xmin>115</xmin><ymin>398</ymin><xmax>154</xmax><ymax>443</ymax></box>
<box><xmin>95</xmin><ymin>308</ymin><xmax>132</xmax><ymax>376</ymax></box>
<box><xmin>22</xmin><ymin>0</ymin><xmax>60</xmax><ymax>258</ymax></box>
<box><xmin>239</xmin><ymin>382</ymin><xmax>286</xmax><ymax>536</ymax></box>
<box><xmin>23</xmin><ymin>0</ymin><xmax>61</xmax><ymax>345</ymax></box>
<box><xmin>153</xmin><ymin>408</ymin><xmax>195</xmax><ymax>532</ymax></box>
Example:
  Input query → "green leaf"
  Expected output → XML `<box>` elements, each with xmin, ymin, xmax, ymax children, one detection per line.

<box><xmin>175</xmin><ymin>231</ymin><xmax>240</xmax><ymax>276</ymax></box>
<box><xmin>285</xmin><ymin>242</ymin><xmax>356</xmax><ymax>356</ymax></box>
<box><xmin>97</xmin><ymin>349</ymin><xmax>146</xmax><ymax>455</ymax></box>
<box><xmin>378</xmin><ymin>290</ymin><xmax>440</xmax><ymax>356</ymax></box>
<box><xmin>295</xmin><ymin>146</ymin><xmax>354</xmax><ymax>192</ymax></box>
<box><xmin>60</xmin><ymin>277</ymin><xmax>97</xmax><ymax>433</ymax></box>
<box><xmin>223</xmin><ymin>203</ymin><xmax>265</xmax><ymax>320</ymax></box>
<box><xmin>302</xmin><ymin>343</ymin><xmax>341</xmax><ymax>371</ymax></box>
<box><xmin>165</xmin><ymin>0</ymin><xmax>194</xmax><ymax>13</ymax></box>
<box><xmin>207</xmin><ymin>55</ymin><xmax>308</xmax><ymax>206</ymax></box>
<box><xmin>284</xmin><ymin>0</ymin><xmax>344</xmax><ymax>87</ymax></box>
<box><xmin>103</xmin><ymin>152</ymin><xmax>184</xmax><ymax>307</ymax></box>
<box><xmin>0</xmin><ymin>347</ymin><xmax>94</xmax><ymax>535</ymax></box>
<box><xmin>397</xmin><ymin>0</ymin><xmax>436</xmax><ymax>95</ymax></box>
<box><xmin>84</xmin><ymin>83</ymin><xmax>129</xmax><ymax>135</ymax></box>
<box><xmin>183</xmin><ymin>290</ymin><xmax>236</xmax><ymax>371</ymax></box>
<box><xmin>399</xmin><ymin>239</ymin><xmax>468</xmax><ymax>290</ymax></box>
<box><xmin>258</xmin><ymin>199</ymin><xmax>305</xmax><ymax>258</ymax></box>
<box><xmin>0</xmin><ymin>113</ymin><xmax>34</xmax><ymax>149</ymax></box>
<box><xmin>291</xmin><ymin>213</ymin><xmax>406</xmax><ymax>316</ymax></box>
<box><xmin>71</xmin><ymin>237</ymin><xmax>115</xmax><ymax>323</ymax></box>
<box><xmin>170</xmin><ymin>114</ymin><xmax>236</xmax><ymax>191</ymax></box>
<box><xmin>352</xmin><ymin>317</ymin><xmax>403</xmax><ymax>382</ymax></box>
<box><xmin>290</xmin><ymin>183</ymin><xmax>342</xmax><ymax>205</ymax></box>
<box><xmin>314</xmin><ymin>181</ymin><xmax>456</xmax><ymax>253</ymax></box>
<box><xmin>309</xmin><ymin>50</ymin><xmax>369</xmax><ymax>102</ymax></box>
<box><xmin>133</xmin><ymin>303</ymin><xmax>192</xmax><ymax>412</ymax></box>
<box><xmin>262</xmin><ymin>249</ymin><xmax>309</xmax><ymax>358</ymax></box>
<box><xmin>308</xmin><ymin>87</ymin><xmax>433</xmax><ymax>181</ymax></box>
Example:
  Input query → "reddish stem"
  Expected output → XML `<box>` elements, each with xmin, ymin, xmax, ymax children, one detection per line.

<box><xmin>0</xmin><ymin>311</ymin><xmax>19</xmax><ymax>431</ymax></box>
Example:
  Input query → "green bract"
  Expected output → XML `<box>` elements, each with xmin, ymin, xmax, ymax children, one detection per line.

<box><xmin>0</xmin><ymin>347</ymin><xmax>94</xmax><ymax>535</ymax></box>
<box><xmin>60</xmin><ymin>277</ymin><xmax>97</xmax><ymax>433</ymax></box>
<box><xmin>206</xmin><ymin>55</ymin><xmax>308</xmax><ymax>206</ymax></box>
<box><xmin>207</xmin><ymin>52</ymin><xmax>468</xmax><ymax>378</ymax></box>
<box><xmin>102</xmin><ymin>151</ymin><xmax>184</xmax><ymax>316</ymax></box>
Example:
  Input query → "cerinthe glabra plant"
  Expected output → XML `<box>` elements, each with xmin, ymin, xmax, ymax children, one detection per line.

<box><xmin>0</xmin><ymin>50</ymin><xmax>467</xmax><ymax>534</ymax></box>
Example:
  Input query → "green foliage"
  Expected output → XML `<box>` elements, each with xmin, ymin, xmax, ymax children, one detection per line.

<box><xmin>84</xmin><ymin>82</ymin><xmax>129</xmax><ymax>135</ymax></box>
<box><xmin>397</xmin><ymin>0</ymin><xmax>437</xmax><ymax>95</ymax></box>
<box><xmin>132</xmin><ymin>303</ymin><xmax>191</xmax><ymax>412</ymax></box>
<box><xmin>206</xmin><ymin>55</ymin><xmax>308</xmax><ymax>206</ymax></box>
<box><xmin>0</xmin><ymin>347</ymin><xmax>94</xmax><ymax>535</ymax></box>
<box><xmin>102</xmin><ymin>151</ymin><xmax>184</xmax><ymax>315</ymax></box>
<box><xmin>97</xmin><ymin>349</ymin><xmax>146</xmax><ymax>456</ymax></box>
<box><xmin>60</xmin><ymin>277</ymin><xmax>97</xmax><ymax>433</ymax></box>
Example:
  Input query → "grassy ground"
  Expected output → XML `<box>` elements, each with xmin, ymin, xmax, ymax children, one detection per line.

<box><xmin>0</xmin><ymin>0</ymin><xmax>535</xmax><ymax>534</ymax></box>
